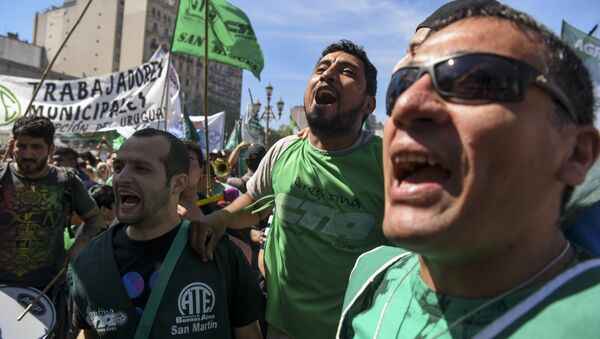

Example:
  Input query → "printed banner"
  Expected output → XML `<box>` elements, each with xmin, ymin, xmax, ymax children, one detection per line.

<box><xmin>0</xmin><ymin>54</ymin><xmax>171</xmax><ymax>134</ymax></box>
<box><xmin>562</xmin><ymin>20</ymin><xmax>600</xmax><ymax>126</ymax></box>
<box><xmin>190</xmin><ymin>111</ymin><xmax>226</xmax><ymax>152</ymax></box>
<box><xmin>241</xmin><ymin>102</ymin><xmax>263</xmax><ymax>144</ymax></box>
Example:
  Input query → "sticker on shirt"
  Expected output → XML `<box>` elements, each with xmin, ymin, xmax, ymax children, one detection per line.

<box><xmin>88</xmin><ymin>308</ymin><xmax>128</xmax><ymax>333</ymax></box>
<box><xmin>171</xmin><ymin>282</ymin><xmax>218</xmax><ymax>335</ymax></box>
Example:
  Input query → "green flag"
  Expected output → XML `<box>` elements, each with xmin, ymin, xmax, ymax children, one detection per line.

<box><xmin>562</xmin><ymin>21</ymin><xmax>600</xmax><ymax>127</ymax></box>
<box><xmin>562</xmin><ymin>21</ymin><xmax>600</xmax><ymax>85</ymax></box>
<box><xmin>172</xmin><ymin>0</ymin><xmax>264</xmax><ymax>79</ymax></box>
<box><xmin>112</xmin><ymin>135</ymin><xmax>126</xmax><ymax>150</ymax></box>
<box><xmin>224</xmin><ymin>119</ymin><xmax>241</xmax><ymax>153</ymax></box>
<box><xmin>183</xmin><ymin>106</ymin><xmax>201</xmax><ymax>141</ymax></box>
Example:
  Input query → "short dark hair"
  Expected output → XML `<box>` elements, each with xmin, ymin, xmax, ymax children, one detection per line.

<box><xmin>181</xmin><ymin>139</ymin><xmax>204</xmax><ymax>165</ymax></box>
<box><xmin>54</xmin><ymin>146</ymin><xmax>78</xmax><ymax>161</ymax></box>
<box><xmin>89</xmin><ymin>184</ymin><xmax>115</xmax><ymax>210</ymax></box>
<box><xmin>429</xmin><ymin>5</ymin><xmax>595</xmax><ymax>126</ymax></box>
<box><xmin>245</xmin><ymin>143</ymin><xmax>266</xmax><ymax>171</ymax></box>
<box><xmin>319</xmin><ymin>40</ymin><xmax>378</xmax><ymax>97</ymax></box>
<box><xmin>12</xmin><ymin>116</ymin><xmax>55</xmax><ymax>145</ymax></box>
<box><xmin>130</xmin><ymin>128</ymin><xmax>190</xmax><ymax>183</ymax></box>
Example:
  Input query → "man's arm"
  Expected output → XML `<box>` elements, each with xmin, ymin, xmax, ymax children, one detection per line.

<box><xmin>67</xmin><ymin>206</ymin><xmax>104</xmax><ymax>260</ymax></box>
<box><xmin>77</xmin><ymin>329</ymin><xmax>98</xmax><ymax>339</ymax></box>
<box><xmin>190</xmin><ymin>192</ymin><xmax>267</xmax><ymax>262</ymax></box>
<box><xmin>233</xmin><ymin>321</ymin><xmax>262</xmax><ymax>339</ymax></box>
<box><xmin>228</xmin><ymin>141</ymin><xmax>250</xmax><ymax>170</ymax></box>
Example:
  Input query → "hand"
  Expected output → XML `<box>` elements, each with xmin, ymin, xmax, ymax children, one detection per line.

<box><xmin>296</xmin><ymin>127</ymin><xmax>311</xmax><ymax>140</ymax></box>
<box><xmin>177</xmin><ymin>200</ymin><xmax>205</xmax><ymax>221</ymax></box>
<box><xmin>237</xmin><ymin>141</ymin><xmax>251</xmax><ymax>149</ymax></box>
<box><xmin>250</xmin><ymin>228</ymin><xmax>262</xmax><ymax>244</ymax></box>
<box><xmin>189</xmin><ymin>210</ymin><xmax>229</xmax><ymax>262</ymax></box>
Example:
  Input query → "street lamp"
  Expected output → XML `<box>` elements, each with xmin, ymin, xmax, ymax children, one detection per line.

<box><xmin>257</xmin><ymin>82</ymin><xmax>284</xmax><ymax>146</ymax></box>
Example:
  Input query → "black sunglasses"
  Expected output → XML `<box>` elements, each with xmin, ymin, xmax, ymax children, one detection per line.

<box><xmin>386</xmin><ymin>52</ymin><xmax>577</xmax><ymax>124</ymax></box>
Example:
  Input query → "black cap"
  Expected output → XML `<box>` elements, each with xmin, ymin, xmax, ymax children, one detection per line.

<box><xmin>417</xmin><ymin>0</ymin><xmax>501</xmax><ymax>31</ymax></box>
<box><xmin>246</xmin><ymin>143</ymin><xmax>266</xmax><ymax>160</ymax></box>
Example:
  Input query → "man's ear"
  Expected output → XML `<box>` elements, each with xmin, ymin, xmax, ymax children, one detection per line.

<box><xmin>558</xmin><ymin>126</ymin><xmax>600</xmax><ymax>186</ymax></box>
<box><xmin>170</xmin><ymin>173</ymin><xmax>189</xmax><ymax>195</ymax></box>
<box><xmin>364</xmin><ymin>96</ymin><xmax>376</xmax><ymax>115</ymax></box>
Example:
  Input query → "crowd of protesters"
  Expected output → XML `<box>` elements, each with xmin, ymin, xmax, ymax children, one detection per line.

<box><xmin>2</xmin><ymin>1</ymin><xmax>600</xmax><ymax>338</ymax></box>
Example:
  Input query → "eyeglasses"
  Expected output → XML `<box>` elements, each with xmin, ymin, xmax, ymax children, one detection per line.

<box><xmin>385</xmin><ymin>52</ymin><xmax>577</xmax><ymax>124</ymax></box>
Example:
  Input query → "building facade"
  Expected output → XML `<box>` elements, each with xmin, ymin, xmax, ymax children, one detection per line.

<box><xmin>33</xmin><ymin>0</ymin><xmax>242</xmax><ymax>134</ymax></box>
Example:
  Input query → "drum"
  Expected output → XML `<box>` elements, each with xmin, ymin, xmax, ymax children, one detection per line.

<box><xmin>0</xmin><ymin>285</ymin><xmax>56</xmax><ymax>339</ymax></box>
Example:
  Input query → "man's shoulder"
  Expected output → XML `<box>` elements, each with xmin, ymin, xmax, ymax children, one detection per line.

<box><xmin>345</xmin><ymin>246</ymin><xmax>409</xmax><ymax>301</ymax></box>
<box><xmin>71</xmin><ymin>227</ymin><xmax>114</xmax><ymax>267</ymax></box>
<box><xmin>491</xmin><ymin>259</ymin><xmax>600</xmax><ymax>338</ymax></box>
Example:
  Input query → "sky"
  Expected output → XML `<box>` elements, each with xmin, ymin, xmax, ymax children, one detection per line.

<box><xmin>1</xmin><ymin>0</ymin><xmax>599</xmax><ymax>129</ymax></box>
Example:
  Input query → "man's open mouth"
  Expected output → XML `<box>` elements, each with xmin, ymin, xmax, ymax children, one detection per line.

<box><xmin>118</xmin><ymin>191</ymin><xmax>141</xmax><ymax>207</ymax></box>
<box><xmin>393</xmin><ymin>153</ymin><xmax>450</xmax><ymax>185</ymax></box>
<box><xmin>315</xmin><ymin>87</ymin><xmax>337</xmax><ymax>105</ymax></box>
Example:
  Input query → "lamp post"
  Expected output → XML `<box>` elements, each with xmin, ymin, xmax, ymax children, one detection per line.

<box><xmin>255</xmin><ymin>82</ymin><xmax>284</xmax><ymax>146</ymax></box>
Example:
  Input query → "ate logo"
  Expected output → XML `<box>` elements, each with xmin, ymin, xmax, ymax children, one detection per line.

<box><xmin>178</xmin><ymin>282</ymin><xmax>215</xmax><ymax>316</ymax></box>
<box><xmin>0</xmin><ymin>84</ymin><xmax>21</xmax><ymax>126</ymax></box>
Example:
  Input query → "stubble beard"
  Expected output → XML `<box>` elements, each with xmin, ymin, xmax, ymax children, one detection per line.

<box><xmin>120</xmin><ymin>185</ymin><xmax>172</xmax><ymax>230</ymax></box>
<box><xmin>16</xmin><ymin>157</ymin><xmax>48</xmax><ymax>177</ymax></box>
<box><xmin>305</xmin><ymin>96</ymin><xmax>367</xmax><ymax>137</ymax></box>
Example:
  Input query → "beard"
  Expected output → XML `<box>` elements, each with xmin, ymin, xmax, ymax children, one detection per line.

<box><xmin>16</xmin><ymin>157</ymin><xmax>47</xmax><ymax>176</ymax></box>
<box><xmin>118</xmin><ymin>185</ymin><xmax>172</xmax><ymax>229</ymax></box>
<box><xmin>305</xmin><ymin>97</ymin><xmax>367</xmax><ymax>137</ymax></box>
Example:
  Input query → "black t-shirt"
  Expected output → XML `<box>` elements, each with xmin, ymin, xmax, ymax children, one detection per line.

<box><xmin>112</xmin><ymin>223</ymin><xmax>179</xmax><ymax>313</ymax></box>
<box><xmin>0</xmin><ymin>163</ymin><xmax>95</xmax><ymax>288</ymax></box>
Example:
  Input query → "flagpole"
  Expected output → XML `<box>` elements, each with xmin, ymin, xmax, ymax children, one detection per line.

<box><xmin>203</xmin><ymin>0</ymin><xmax>211</xmax><ymax>196</ymax></box>
<box><xmin>25</xmin><ymin>0</ymin><xmax>94</xmax><ymax>117</ymax></box>
<box><xmin>163</xmin><ymin>0</ymin><xmax>184</xmax><ymax>132</ymax></box>
<box><xmin>589</xmin><ymin>21</ymin><xmax>599</xmax><ymax>36</ymax></box>
<box><xmin>0</xmin><ymin>0</ymin><xmax>93</xmax><ymax>163</ymax></box>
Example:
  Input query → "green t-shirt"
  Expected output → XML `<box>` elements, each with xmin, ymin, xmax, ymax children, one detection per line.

<box><xmin>339</xmin><ymin>246</ymin><xmax>600</xmax><ymax>338</ymax></box>
<box><xmin>262</xmin><ymin>135</ymin><xmax>386</xmax><ymax>339</ymax></box>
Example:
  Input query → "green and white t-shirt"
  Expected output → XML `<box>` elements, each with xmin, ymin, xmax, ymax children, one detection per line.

<box><xmin>338</xmin><ymin>246</ymin><xmax>600</xmax><ymax>338</ymax></box>
<box><xmin>246</xmin><ymin>132</ymin><xmax>387</xmax><ymax>339</ymax></box>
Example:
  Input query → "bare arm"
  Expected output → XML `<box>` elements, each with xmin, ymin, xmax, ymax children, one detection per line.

<box><xmin>228</xmin><ymin>141</ymin><xmax>250</xmax><ymax>171</ymax></box>
<box><xmin>67</xmin><ymin>206</ymin><xmax>104</xmax><ymax>260</ymax></box>
<box><xmin>81</xmin><ymin>329</ymin><xmax>99</xmax><ymax>339</ymax></box>
<box><xmin>233</xmin><ymin>321</ymin><xmax>262</xmax><ymax>339</ymax></box>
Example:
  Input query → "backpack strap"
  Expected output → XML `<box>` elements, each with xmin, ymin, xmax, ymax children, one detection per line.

<box><xmin>0</xmin><ymin>161</ymin><xmax>12</xmax><ymax>189</ymax></box>
<box><xmin>54</xmin><ymin>166</ymin><xmax>79</xmax><ymax>238</ymax></box>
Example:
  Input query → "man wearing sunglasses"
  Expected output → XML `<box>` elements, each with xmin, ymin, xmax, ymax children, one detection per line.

<box><xmin>394</xmin><ymin>0</ymin><xmax>600</xmax><ymax>258</ymax></box>
<box><xmin>338</xmin><ymin>4</ymin><xmax>600</xmax><ymax>338</ymax></box>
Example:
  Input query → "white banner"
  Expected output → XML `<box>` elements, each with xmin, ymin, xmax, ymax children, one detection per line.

<box><xmin>116</xmin><ymin>48</ymin><xmax>182</xmax><ymax>137</ymax></box>
<box><xmin>0</xmin><ymin>54</ymin><xmax>172</xmax><ymax>134</ymax></box>
<box><xmin>190</xmin><ymin>111</ymin><xmax>226</xmax><ymax>152</ymax></box>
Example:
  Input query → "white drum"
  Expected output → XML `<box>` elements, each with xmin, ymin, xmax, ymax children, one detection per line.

<box><xmin>0</xmin><ymin>285</ymin><xmax>56</xmax><ymax>339</ymax></box>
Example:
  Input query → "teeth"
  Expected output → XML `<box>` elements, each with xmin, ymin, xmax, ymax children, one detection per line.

<box><xmin>393</xmin><ymin>154</ymin><xmax>438</xmax><ymax>167</ymax></box>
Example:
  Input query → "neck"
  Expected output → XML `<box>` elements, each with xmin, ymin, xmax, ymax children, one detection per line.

<box><xmin>126</xmin><ymin>207</ymin><xmax>181</xmax><ymax>241</ymax></box>
<box><xmin>309</xmin><ymin>128</ymin><xmax>362</xmax><ymax>151</ymax></box>
<box><xmin>181</xmin><ymin>186</ymin><xmax>198</xmax><ymax>201</ymax></box>
<box><xmin>418</xmin><ymin>229</ymin><xmax>573</xmax><ymax>298</ymax></box>
<box><xmin>14</xmin><ymin>163</ymin><xmax>51</xmax><ymax>179</ymax></box>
